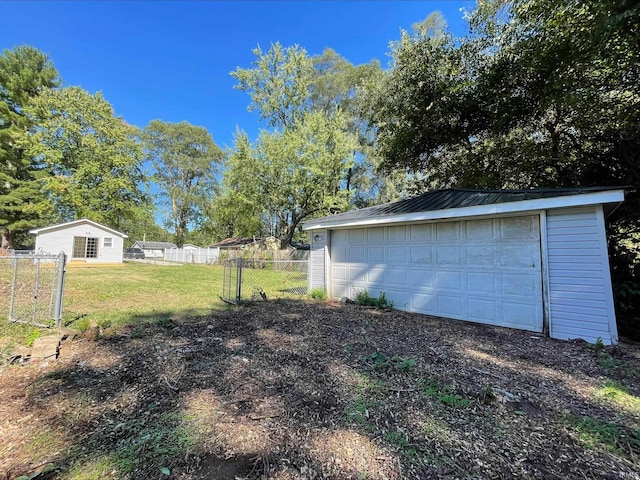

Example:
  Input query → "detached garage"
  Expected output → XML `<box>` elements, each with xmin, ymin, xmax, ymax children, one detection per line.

<box><xmin>303</xmin><ymin>187</ymin><xmax>625</xmax><ymax>345</ymax></box>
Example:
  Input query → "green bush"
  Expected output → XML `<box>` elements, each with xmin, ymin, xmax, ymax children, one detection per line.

<box><xmin>309</xmin><ymin>288</ymin><xmax>328</xmax><ymax>300</ymax></box>
<box><xmin>355</xmin><ymin>290</ymin><xmax>393</xmax><ymax>308</ymax></box>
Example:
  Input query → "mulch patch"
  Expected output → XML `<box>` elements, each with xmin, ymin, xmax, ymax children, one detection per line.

<box><xmin>1</xmin><ymin>300</ymin><xmax>639</xmax><ymax>479</ymax></box>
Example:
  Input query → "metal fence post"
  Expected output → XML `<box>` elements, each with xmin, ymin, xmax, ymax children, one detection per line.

<box><xmin>53</xmin><ymin>252</ymin><xmax>66</xmax><ymax>327</ymax></box>
<box><xmin>9</xmin><ymin>256</ymin><xmax>18</xmax><ymax>322</ymax></box>
<box><xmin>32</xmin><ymin>257</ymin><xmax>41</xmax><ymax>324</ymax></box>
<box><xmin>236</xmin><ymin>258</ymin><xmax>243</xmax><ymax>305</ymax></box>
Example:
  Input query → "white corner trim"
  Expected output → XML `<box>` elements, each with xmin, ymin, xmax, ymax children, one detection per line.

<box><xmin>595</xmin><ymin>205</ymin><xmax>619</xmax><ymax>344</ymax></box>
<box><xmin>302</xmin><ymin>190</ymin><xmax>625</xmax><ymax>231</ymax></box>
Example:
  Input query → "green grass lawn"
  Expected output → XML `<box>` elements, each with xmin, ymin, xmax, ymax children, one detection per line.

<box><xmin>63</xmin><ymin>263</ymin><xmax>229</xmax><ymax>330</ymax></box>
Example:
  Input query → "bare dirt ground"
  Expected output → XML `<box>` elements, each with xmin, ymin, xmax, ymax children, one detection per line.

<box><xmin>1</xmin><ymin>300</ymin><xmax>639</xmax><ymax>479</ymax></box>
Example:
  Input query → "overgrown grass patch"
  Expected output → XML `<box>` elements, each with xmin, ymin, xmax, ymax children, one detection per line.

<box><xmin>569</xmin><ymin>415</ymin><xmax>640</xmax><ymax>455</ymax></box>
<box><xmin>594</xmin><ymin>380</ymin><xmax>640</xmax><ymax>414</ymax></box>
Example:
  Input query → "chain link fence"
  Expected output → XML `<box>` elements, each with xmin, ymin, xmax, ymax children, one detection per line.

<box><xmin>0</xmin><ymin>252</ymin><xmax>66</xmax><ymax>327</ymax></box>
<box><xmin>221</xmin><ymin>258</ymin><xmax>308</xmax><ymax>305</ymax></box>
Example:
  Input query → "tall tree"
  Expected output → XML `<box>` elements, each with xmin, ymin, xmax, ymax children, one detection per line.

<box><xmin>27</xmin><ymin>86</ymin><xmax>149</xmax><ymax>230</ymax></box>
<box><xmin>0</xmin><ymin>45</ymin><xmax>59</xmax><ymax>249</ymax></box>
<box><xmin>368</xmin><ymin>0</ymin><xmax>640</xmax><ymax>336</ymax></box>
<box><xmin>143</xmin><ymin>120</ymin><xmax>224</xmax><ymax>247</ymax></box>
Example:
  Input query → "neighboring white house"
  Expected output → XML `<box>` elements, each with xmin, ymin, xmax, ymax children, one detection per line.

<box><xmin>132</xmin><ymin>241</ymin><xmax>177</xmax><ymax>258</ymax></box>
<box><xmin>303</xmin><ymin>187</ymin><xmax>626</xmax><ymax>345</ymax></box>
<box><xmin>30</xmin><ymin>219</ymin><xmax>128</xmax><ymax>264</ymax></box>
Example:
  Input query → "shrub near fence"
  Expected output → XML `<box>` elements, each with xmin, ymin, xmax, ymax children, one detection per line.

<box><xmin>164</xmin><ymin>247</ymin><xmax>220</xmax><ymax>264</ymax></box>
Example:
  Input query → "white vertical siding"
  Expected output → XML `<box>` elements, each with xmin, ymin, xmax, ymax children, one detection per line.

<box><xmin>309</xmin><ymin>230</ymin><xmax>327</xmax><ymax>292</ymax></box>
<box><xmin>546</xmin><ymin>206</ymin><xmax>618</xmax><ymax>344</ymax></box>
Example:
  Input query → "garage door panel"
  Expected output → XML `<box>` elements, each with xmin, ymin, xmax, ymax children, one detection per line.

<box><xmin>333</xmin><ymin>246</ymin><xmax>348</xmax><ymax>263</ymax></box>
<box><xmin>349</xmin><ymin>266</ymin><xmax>367</xmax><ymax>282</ymax></box>
<box><xmin>436</xmin><ymin>222</ymin><xmax>460</xmax><ymax>241</ymax></box>
<box><xmin>438</xmin><ymin>295</ymin><xmax>464</xmax><ymax>316</ymax></box>
<box><xmin>410</xmin><ymin>247</ymin><xmax>432</xmax><ymax>264</ymax></box>
<box><xmin>500</xmin><ymin>216</ymin><xmax>537</xmax><ymax>239</ymax></box>
<box><xmin>407</xmin><ymin>269</ymin><xmax>435</xmax><ymax>288</ymax></box>
<box><xmin>330</xmin><ymin>215</ymin><xmax>543</xmax><ymax>333</ymax></box>
<box><xmin>368</xmin><ymin>246</ymin><xmax>385</xmax><ymax>262</ymax></box>
<box><xmin>333</xmin><ymin>266</ymin><xmax>348</xmax><ymax>281</ymax></box>
<box><xmin>349</xmin><ymin>229</ymin><xmax>366</xmax><ymax>244</ymax></box>
<box><xmin>466</xmin><ymin>219</ymin><xmax>495</xmax><ymax>241</ymax></box>
<box><xmin>386</xmin><ymin>268</ymin><xmax>408</xmax><ymax>286</ymax></box>
<box><xmin>388</xmin><ymin>226</ymin><xmax>407</xmax><ymax>242</ymax></box>
<box><xmin>467</xmin><ymin>298</ymin><xmax>497</xmax><ymax>321</ymax></box>
<box><xmin>466</xmin><ymin>245</ymin><xmax>497</xmax><ymax>266</ymax></box>
<box><xmin>367</xmin><ymin>228</ymin><xmax>384</xmax><ymax>242</ymax></box>
<box><xmin>436</xmin><ymin>271</ymin><xmax>463</xmax><ymax>291</ymax></box>
<box><xmin>368</xmin><ymin>267</ymin><xmax>385</xmax><ymax>284</ymax></box>
<box><xmin>387</xmin><ymin>247</ymin><xmax>407</xmax><ymax>264</ymax></box>
<box><xmin>468</xmin><ymin>272</ymin><xmax>497</xmax><ymax>294</ymax></box>
<box><xmin>502</xmin><ymin>273</ymin><xmax>539</xmax><ymax>297</ymax></box>
<box><xmin>436</xmin><ymin>246</ymin><xmax>462</xmax><ymax>265</ymax></box>
<box><xmin>412</xmin><ymin>292</ymin><xmax>436</xmax><ymax>311</ymax></box>
<box><xmin>410</xmin><ymin>224</ymin><xmax>432</xmax><ymax>242</ymax></box>
<box><xmin>501</xmin><ymin>245</ymin><xmax>539</xmax><ymax>267</ymax></box>
<box><xmin>349</xmin><ymin>247</ymin><xmax>366</xmax><ymax>263</ymax></box>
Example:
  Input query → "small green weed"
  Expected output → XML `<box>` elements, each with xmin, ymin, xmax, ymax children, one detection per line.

<box><xmin>345</xmin><ymin>397</ymin><xmax>377</xmax><ymax>424</ymax></box>
<box><xmin>367</xmin><ymin>351</ymin><xmax>416</xmax><ymax>372</ymax></box>
<box><xmin>385</xmin><ymin>430</ymin><xmax>420</xmax><ymax>463</ymax></box>
<box><xmin>419</xmin><ymin>378</ymin><xmax>469</xmax><ymax>408</ymax></box>
<box><xmin>597</xmin><ymin>354</ymin><xmax>621</xmax><ymax>374</ymax></box>
<box><xmin>156</xmin><ymin>316</ymin><xmax>176</xmax><ymax>329</ymax></box>
<box><xmin>309</xmin><ymin>288</ymin><xmax>328</xmax><ymax>300</ymax></box>
<box><xmin>24</xmin><ymin>328</ymin><xmax>41</xmax><ymax>347</ymax></box>
<box><xmin>74</xmin><ymin>317</ymin><xmax>91</xmax><ymax>333</ymax></box>
<box><xmin>355</xmin><ymin>290</ymin><xmax>393</xmax><ymax>308</ymax></box>
<box><xmin>130</xmin><ymin>326</ymin><xmax>145</xmax><ymax>339</ymax></box>
<box><xmin>355</xmin><ymin>374</ymin><xmax>385</xmax><ymax>393</ymax></box>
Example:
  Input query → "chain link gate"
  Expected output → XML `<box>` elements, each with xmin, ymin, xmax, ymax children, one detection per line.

<box><xmin>221</xmin><ymin>258</ymin><xmax>308</xmax><ymax>305</ymax></box>
<box><xmin>0</xmin><ymin>252</ymin><xmax>66</xmax><ymax>327</ymax></box>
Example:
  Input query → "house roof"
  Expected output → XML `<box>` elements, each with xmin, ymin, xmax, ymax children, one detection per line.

<box><xmin>303</xmin><ymin>187</ymin><xmax>626</xmax><ymax>230</ymax></box>
<box><xmin>134</xmin><ymin>241</ymin><xmax>177</xmax><ymax>249</ymax></box>
<box><xmin>29</xmin><ymin>218</ymin><xmax>128</xmax><ymax>238</ymax></box>
<box><xmin>208</xmin><ymin>237</ymin><xmax>259</xmax><ymax>248</ymax></box>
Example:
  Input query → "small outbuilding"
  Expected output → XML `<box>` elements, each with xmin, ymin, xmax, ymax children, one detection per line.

<box><xmin>30</xmin><ymin>218</ymin><xmax>128</xmax><ymax>264</ymax></box>
<box><xmin>132</xmin><ymin>241</ymin><xmax>177</xmax><ymax>259</ymax></box>
<box><xmin>303</xmin><ymin>187</ymin><xmax>625</xmax><ymax>345</ymax></box>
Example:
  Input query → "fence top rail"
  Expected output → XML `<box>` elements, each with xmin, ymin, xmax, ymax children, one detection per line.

<box><xmin>2</xmin><ymin>254</ymin><xmax>63</xmax><ymax>260</ymax></box>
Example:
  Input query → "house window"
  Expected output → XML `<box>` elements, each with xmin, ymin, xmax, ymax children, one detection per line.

<box><xmin>73</xmin><ymin>236</ymin><xmax>98</xmax><ymax>258</ymax></box>
<box><xmin>104</xmin><ymin>237</ymin><xmax>113</xmax><ymax>248</ymax></box>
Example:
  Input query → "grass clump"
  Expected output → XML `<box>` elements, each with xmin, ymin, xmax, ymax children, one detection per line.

<box><xmin>419</xmin><ymin>378</ymin><xmax>469</xmax><ymax>408</ymax></box>
<box><xmin>367</xmin><ymin>351</ymin><xmax>416</xmax><ymax>373</ymax></box>
<box><xmin>355</xmin><ymin>290</ymin><xmax>393</xmax><ymax>308</ymax></box>
<box><xmin>345</xmin><ymin>396</ymin><xmax>378</xmax><ymax>425</ymax></box>
<box><xmin>309</xmin><ymin>288</ymin><xmax>328</xmax><ymax>301</ymax></box>
<box><xmin>24</xmin><ymin>328</ymin><xmax>41</xmax><ymax>347</ymax></box>
<box><xmin>570</xmin><ymin>415</ymin><xmax>640</xmax><ymax>454</ymax></box>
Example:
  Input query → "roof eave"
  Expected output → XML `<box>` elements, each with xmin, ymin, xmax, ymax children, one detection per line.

<box><xmin>302</xmin><ymin>189</ymin><xmax>626</xmax><ymax>231</ymax></box>
<box><xmin>29</xmin><ymin>218</ymin><xmax>128</xmax><ymax>238</ymax></box>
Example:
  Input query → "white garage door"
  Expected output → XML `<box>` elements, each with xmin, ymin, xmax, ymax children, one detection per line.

<box><xmin>330</xmin><ymin>216</ymin><xmax>543</xmax><ymax>332</ymax></box>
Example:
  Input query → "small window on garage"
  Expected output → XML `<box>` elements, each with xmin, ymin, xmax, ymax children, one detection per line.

<box><xmin>104</xmin><ymin>237</ymin><xmax>113</xmax><ymax>248</ymax></box>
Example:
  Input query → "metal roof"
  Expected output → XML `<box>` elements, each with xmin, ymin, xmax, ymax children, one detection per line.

<box><xmin>303</xmin><ymin>187</ymin><xmax>625</xmax><ymax>229</ymax></box>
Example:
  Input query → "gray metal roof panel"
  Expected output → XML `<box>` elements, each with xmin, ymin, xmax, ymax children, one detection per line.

<box><xmin>303</xmin><ymin>187</ymin><xmax>625</xmax><ymax>227</ymax></box>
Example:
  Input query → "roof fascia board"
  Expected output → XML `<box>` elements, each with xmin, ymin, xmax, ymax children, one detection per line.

<box><xmin>30</xmin><ymin>218</ymin><xmax>128</xmax><ymax>238</ymax></box>
<box><xmin>303</xmin><ymin>189</ymin><xmax>625</xmax><ymax>231</ymax></box>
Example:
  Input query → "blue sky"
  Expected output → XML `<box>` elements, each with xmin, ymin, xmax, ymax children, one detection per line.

<box><xmin>1</xmin><ymin>1</ymin><xmax>473</xmax><ymax>150</ymax></box>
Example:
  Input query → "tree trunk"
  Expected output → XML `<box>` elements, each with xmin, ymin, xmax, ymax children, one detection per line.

<box><xmin>1</xmin><ymin>228</ymin><xmax>15</xmax><ymax>250</ymax></box>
